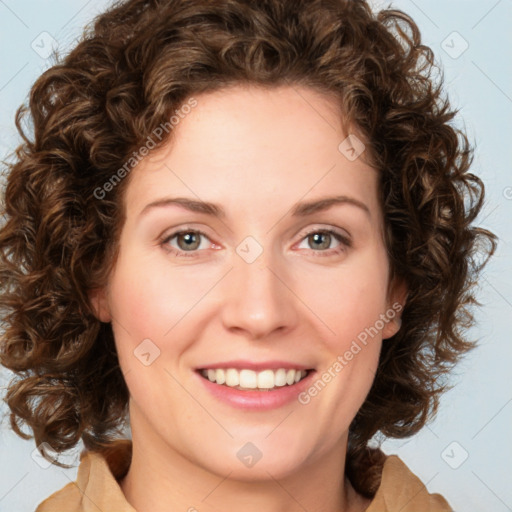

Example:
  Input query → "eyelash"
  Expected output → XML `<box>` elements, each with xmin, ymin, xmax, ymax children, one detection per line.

<box><xmin>160</xmin><ymin>227</ymin><xmax>352</xmax><ymax>258</ymax></box>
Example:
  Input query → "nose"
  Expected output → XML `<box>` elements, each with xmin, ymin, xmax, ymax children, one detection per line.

<box><xmin>219</xmin><ymin>250</ymin><xmax>299</xmax><ymax>340</ymax></box>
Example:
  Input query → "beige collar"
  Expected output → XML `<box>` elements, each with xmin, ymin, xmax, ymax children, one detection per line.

<box><xmin>36</xmin><ymin>439</ymin><xmax>452</xmax><ymax>512</ymax></box>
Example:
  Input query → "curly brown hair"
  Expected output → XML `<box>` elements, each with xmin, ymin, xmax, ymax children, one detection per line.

<box><xmin>0</xmin><ymin>0</ymin><xmax>496</xmax><ymax>498</ymax></box>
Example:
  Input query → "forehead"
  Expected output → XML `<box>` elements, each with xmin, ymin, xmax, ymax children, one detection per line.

<box><xmin>123</xmin><ymin>84</ymin><xmax>380</xmax><ymax>222</ymax></box>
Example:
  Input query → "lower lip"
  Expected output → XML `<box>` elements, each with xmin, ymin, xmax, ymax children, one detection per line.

<box><xmin>194</xmin><ymin>370</ymin><xmax>316</xmax><ymax>410</ymax></box>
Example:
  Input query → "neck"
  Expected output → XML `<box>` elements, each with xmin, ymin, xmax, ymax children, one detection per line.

<box><xmin>119</xmin><ymin>408</ymin><xmax>368</xmax><ymax>512</ymax></box>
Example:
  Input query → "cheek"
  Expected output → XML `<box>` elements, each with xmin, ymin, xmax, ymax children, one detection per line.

<box><xmin>107</xmin><ymin>250</ymin><xmax>213</xmax><ymax>343</ymax></box>
<box><xmin>298</xmin><ymin>254</ymin><xmax>389</xmax><ymax>350</ymax></box>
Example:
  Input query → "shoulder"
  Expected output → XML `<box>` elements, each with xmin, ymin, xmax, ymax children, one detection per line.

<box><xmin>35</xmin><ymin>440</ymin><xmax>133</xmax><ymax>512</ymax></box>
<box><xmin>365</xmin><ymin>454</ymin><xmax>453</xmax><ymax>512</ymax></box>
<box><xmin>35</xmin><ymin>442</ymin><xmax>451</xmax><ymax>512</ymax></box>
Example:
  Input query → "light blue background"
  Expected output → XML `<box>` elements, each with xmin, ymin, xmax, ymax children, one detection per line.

<box><xmin>0</xmin><ymin>1</ymin><xmax>511</xmax><ymax>511</ymax></box>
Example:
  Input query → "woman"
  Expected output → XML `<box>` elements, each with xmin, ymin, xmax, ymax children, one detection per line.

<box><xmin>0</xmin><ymin>0</ymin><xmax>496</xmax><ymax>510</ymax></box>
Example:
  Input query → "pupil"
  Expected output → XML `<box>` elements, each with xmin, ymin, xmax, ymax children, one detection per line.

<box><xmin>179</xmin><ymin>232</ymin><xmax>199</xmax><ymax>250</ymax></box>
<box><xmin>311</xmin><ymin>232</ymin><xmax>329</xmax><ymax>250</ymax></box>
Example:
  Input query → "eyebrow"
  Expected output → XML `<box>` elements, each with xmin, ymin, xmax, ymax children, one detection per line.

<box><xmin>138</xmin><ymin>195</ymin><xmax>371</xmax><ymax>219</ymax></box>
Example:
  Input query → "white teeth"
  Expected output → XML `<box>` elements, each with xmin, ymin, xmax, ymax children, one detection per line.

<box><xmin>274</xmin><ymin>368</ymin><xmax>287</xmax><ymax>386</ymax></box>
<box><xmin>225</xmin><ymin>368</ymin><xmax>239</xmax><ymax>387</ymax></box>
<box><xmin>215</xmin><ymin>368</ymin><xmax>226</xmax><ymax>385</ymax></box>
<box><xmin>257</xmin><ymin>369</ymin><xmax>274</xmax><ymax>389</ymax></box>
<box><xmin>240</xmin><ymin>369</ymin><xmax>257</xmax><ymax>389</ymax></box>
<box><xmin>200</xmin><ymin>368</ymin><xmax>309</xmax><ymax>390</ymax></box>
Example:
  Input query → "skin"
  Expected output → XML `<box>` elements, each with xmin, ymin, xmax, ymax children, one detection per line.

<box><xmin>90</xmin><ymin>84</ymin><xmax>405</xmax><ymax>512</ymax></box>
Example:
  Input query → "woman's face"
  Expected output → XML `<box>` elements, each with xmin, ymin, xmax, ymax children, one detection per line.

<box><xmin>92</xmin><ymin>84</ymin><xmax>403</xmax><ymax>480</ymax></box>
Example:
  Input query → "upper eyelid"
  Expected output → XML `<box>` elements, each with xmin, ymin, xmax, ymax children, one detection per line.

<box><xmin>300</xmin><ymin>226</ymin><xmax>351</xmax><ymax>240</ymax></box>
<box><xmin>296</xmin><ymin>228</ymin><xmax>352</xmax><ymax>249</ymax></box>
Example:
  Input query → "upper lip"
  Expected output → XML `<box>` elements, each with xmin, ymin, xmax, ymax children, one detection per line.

<box><xmin>196</xmin><ymin>360</ymin><xmax>315</xmax><ymax>371</ymax></box>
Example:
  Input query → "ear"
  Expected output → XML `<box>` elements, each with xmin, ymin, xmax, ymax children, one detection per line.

<box><xmin>88</xmin><ymin>287</ymin><xmax>112</xmax><ymax>323</ymax></box>
<box><xmin>382</xmin><ymin>278</ymin><xmax>408</xmax><ymax>340</ymax></box>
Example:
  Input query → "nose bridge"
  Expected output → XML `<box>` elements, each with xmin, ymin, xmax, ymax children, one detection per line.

<box><xmin>219</xmin><ymin>242</ymin><xmax>298</xmax><ymax>338</ymax></box>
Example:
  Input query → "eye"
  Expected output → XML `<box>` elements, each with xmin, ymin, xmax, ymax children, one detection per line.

<box><xmin>160</xmin><ymin>227</ymin><xmax>351</xmax><ymax>258</ymax></box>
<box><xmin>295</xmin><ymin>228</ymin><xmax>351</xmax><ymax>256</ymax></box>
<box><xmin>161</xmin><ymin>229</ymin><xmax>214</xmax><ymax>257</ymax></box>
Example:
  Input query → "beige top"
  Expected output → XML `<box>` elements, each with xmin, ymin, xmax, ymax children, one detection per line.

<box><xmin>35</xmin><ymin>440</ymin><xmax>453</xmax><ymax>511</ymax></box>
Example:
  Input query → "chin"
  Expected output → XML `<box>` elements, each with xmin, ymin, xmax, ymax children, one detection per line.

<box><xmin>175</xmin><ymin>434</ymin><xmax>309</xmax><ymax>481</ymax></box>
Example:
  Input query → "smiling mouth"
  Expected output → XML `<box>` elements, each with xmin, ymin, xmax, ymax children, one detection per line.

<box><xmin>197</xmin><ymin>368</ymin><xmax>314</xmax><ymax>391</ymax></box>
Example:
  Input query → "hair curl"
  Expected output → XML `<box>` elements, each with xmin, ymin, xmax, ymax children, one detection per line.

<box><xmin>0</xmin><ymin>0</ymin><xmax>496</xmax><ymax>498</ymax></box>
